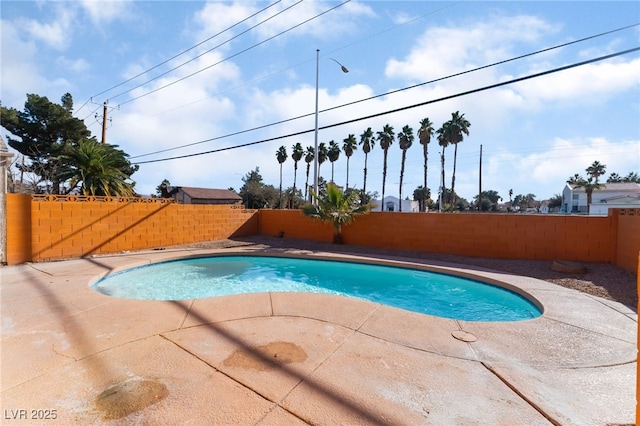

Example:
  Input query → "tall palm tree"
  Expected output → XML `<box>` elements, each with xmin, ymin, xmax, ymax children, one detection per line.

<box><xmin>417</xmin><ymin>118</ymin><xmax>434</xmax><ymax>212</ymax></box>
<box><xmin>291</xmin><ymin>142</ymin><xmax>304</xmax><ymax>207</ymax></box>
<box><xmin>317</xmin><ymin>142</ymin><xmax>328</xmax><ymax>186</ymax></box>
<box><xmin>327</xmin><ymin>140</ymin><xmax>341</xmax><ymax>182</ymax></box>
<box><xmin>448</xmin><ymin>111</ymin><xmax>471</xmax><ymax>207</ymax></box>
<box><xmin>302</xmin><ymin>182</ymin><xmax>372</xmax><ymax>244</ymax></box>
<box><xmin>377</xmin><ymin>124</ymin><xmax>395</xmax><ymax>211</ymax></box>
<box><xmin>303</xmin><ymin>146</ymin><xmax>314</xmax><ymax>201</ymax></box>
<box><xmin>397</xmin><ymin>125</ymin><xmax>414</xmax><ymax>212</ymax></box>
<box><xmin>586</xmin><ymin>161</ymin><xmax>606</xmax><ymax>184</ymax></box>
<box><xmin>359</xmin><ymin>127</ymin><xmax>374</xmax><ymax>196</ymax></box>
<box><xmin>342</xmin><ymin>134</ymin><xmax>357</xmax><ymax>190</ymax></box>
<box><xmin>59</xmin><ymin>138</ymin><xmax>136</xmax><ymax>196</ymax></box>
<box><xmin>276</xmin><ymin>145</ymin><xmax>287</xmax><ymax>209</ymax></box>
<box><xmin>436</xmin><ymin>121</ymin><xmax>451</xmax><ymax>211</ymax></box>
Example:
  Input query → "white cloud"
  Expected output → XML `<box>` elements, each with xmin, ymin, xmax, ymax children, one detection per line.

<box><xmin>80</xmin><ymin>0</ymin><xmax>133</xmax><ymax>25</ymax></box>
<box><xmin>20</xmin><ymin>5</ymin><xmax>76</xmax><ymax>50</ymax></box>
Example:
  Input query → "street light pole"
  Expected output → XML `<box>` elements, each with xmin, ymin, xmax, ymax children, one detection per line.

<box><xmin>313</xmin><ymin>49</ymin><xmax>348</xmax><ymax>205</ymax></box>
<box><xmin>313</xmin><ymin>49</ymin><xmax>320</xmax><ymax>205</ymax></box>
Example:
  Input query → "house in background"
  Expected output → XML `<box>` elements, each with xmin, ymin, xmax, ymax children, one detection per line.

<box><xmin>162</xmin><ymin>185</ymin><xmax>242</xmax><ymax>205</ymax></box>
<box><xmin>372</xmin><ymin>195</ymin><xmax>420</xmax><ymax>212</ymax></box>
<box><xmin>561</xmin><ymin>182</ymin><xmax>640</xmax><ymax>215</ymax></box>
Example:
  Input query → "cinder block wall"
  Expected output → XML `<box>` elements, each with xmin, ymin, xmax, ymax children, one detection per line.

<box><xmin>5</xmin><ymin>194</ymin><xmax>258</xmax><ymax>264</ymax></box>
<box><xmin>5</xmin><ymin>195</ymin><xmax>639</xmax><ymax>275</ymax></box>
<box><xmin>259</xmin><ymin>208</ymin><xmax>639</xmax><ymax>273</ymax></box>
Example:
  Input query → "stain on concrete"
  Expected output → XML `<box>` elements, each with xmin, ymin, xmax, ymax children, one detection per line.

<box><xmin>223</xmin><ymin>341</ymin><xmax>307</xmax><ymax>371</ymax></box>
<box><xmin>94</xmin><ymin>378</ymin><xmax>169</xmax><ymax>420</ymax></box>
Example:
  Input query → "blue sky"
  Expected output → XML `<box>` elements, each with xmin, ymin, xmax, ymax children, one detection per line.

<box><xmin>1</xmin><ymin>1</ymin><xmax>639</xmax><ymax>203</ymax></box>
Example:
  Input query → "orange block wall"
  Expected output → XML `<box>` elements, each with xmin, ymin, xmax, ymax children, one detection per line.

<box><xmin>260</xmin><ymin>209</ymin><xmax>615</xmax><ymax>263</ymax></box>
<box><xmin>5</xmin><ymin>194</ymin><xmax>258</xmax><ymax>264</ymax></box>
<box><xmin>616</xmin><ymin>209</ymin><xmax>640</xmax><ymax>274</ymax></box>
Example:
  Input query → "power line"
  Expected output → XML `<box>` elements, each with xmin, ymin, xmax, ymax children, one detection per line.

<box><xmin>117</xmin><ymin>0</ymin><xmax>352</xmax><ymax>107</ymax></box>
<box><xmin>73</xmin><ymin>1</ymin><xmax>283</xmax><ymax>117</ymax></box>
<box><xmin>132</xmin><ymin>46</ymin><xmax>640</xmax><ymax>165</ymax></box>
<box><xmin>130</xmin><ymin>22</ymin><xmax>639</xmax><ymax>160</ymax></box>
<box><xmin>108</xmin><ymin>0</ymin><xmax>302</xmax><ymax>102</ymax></box>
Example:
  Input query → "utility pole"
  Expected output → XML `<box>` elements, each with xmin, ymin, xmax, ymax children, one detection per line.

<box><xmin>101</xmin><ymin>101</ymin><xmax>108</xmax><ymax>144</ymax></box>
<box><xmin>478</xmin><ymin>144</ymin><xmax>483</xmax><ymax>211</ymax></box>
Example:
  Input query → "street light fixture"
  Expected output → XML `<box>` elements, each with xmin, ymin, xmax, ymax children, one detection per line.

<box><xmin>313</xmin><ymin>49</ymin><xmax>349</xmax><ymax>205</ymax></box>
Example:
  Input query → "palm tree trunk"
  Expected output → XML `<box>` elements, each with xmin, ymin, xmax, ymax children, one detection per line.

<box><xmin>363</xmin><ymin>154</ymin><xmax>368</xmax><ymax>195</ymax></box>
<box><xmin>451</xmin><ymin>143</ymin><xmax>458</xmax><ymax>207</ymax></box>
<box><xmin>279</xmin><ymin>164</ymin><xmax>283</xmax><ymax>209</ymax></box>
<box><xmin>346</xmin><ymin>157</ymin><xmax>350</xmax><ymax>190</ymax></box>
<box><xmin>292</xmin><ymin>162</ymin><xmax>298</xmax><ymax>208</ymax></box>
<box><xmin>399</xmin><ymin>151</ymin><xmax>406</xmax><ymax>212</ymax></box>
<box><xmin>439</xmin><ymin>146</ymin><xmax>445</xmax><ymax>212</ymax></box>
<box><xmin>381</xmin><ymin>150</ymin><xmax>388</xmax><ymax>211</ymax></box>
<box><xmin>305</xmin><ymin>163</ymin><xmax>310</xmax><ymax>200</ymax></box>
<box><xmin>423</xmin><ymin>143</ymin><xmax>428</xmax><ymax>212</ymax></box>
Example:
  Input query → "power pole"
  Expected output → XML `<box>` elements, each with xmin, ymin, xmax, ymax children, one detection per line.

<box><xmin>101</xmin><ymin>101</ymin><xmax>108</xmax><ymax>144</ymax></box>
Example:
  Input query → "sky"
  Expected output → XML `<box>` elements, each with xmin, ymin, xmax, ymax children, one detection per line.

<box><xmin>1</xmin><ymin>0</ymin><xmax>639</xmax><ymax>204</ymax></box>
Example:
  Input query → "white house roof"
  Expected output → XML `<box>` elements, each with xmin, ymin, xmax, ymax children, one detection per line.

<box><xmin>567</xmin><ymin>182</ymin><xmax>640</xmax><ymax>192</ymax></box>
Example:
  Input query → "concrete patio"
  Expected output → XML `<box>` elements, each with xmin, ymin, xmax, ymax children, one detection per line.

<box><xmin>1</xmin><ymin>238</ymin><xmax>636</xmax><ymax>425</ymax></box>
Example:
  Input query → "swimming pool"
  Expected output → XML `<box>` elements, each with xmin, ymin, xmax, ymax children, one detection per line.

<box><xmin>92</xmin><ymin>255</ymin><xmax>542</xmax><ymax>322</ymax></box>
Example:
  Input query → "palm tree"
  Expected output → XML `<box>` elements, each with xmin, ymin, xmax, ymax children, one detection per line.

<box><xmin>359</xmin><ymin>127</ymin><xmax>375</xmax><ymax>196</ymax></box>
<box><xmin>586</xmin><ymin>161</ymin><xmax>606</xmax><ymax>184</ymax></box>
<box><xmin>377</xmin><ymin>124</ymin><xmax>395</xmax><ymax>211</ymax></box>
<box><xmin>342</xmin><ymin>134</ymin><xmax>358</xmax><ymax>190</ymax></box>
<box><xmin>327</xmin><ymin>140</ymin><xmax>341</xmax><ymax>182</ymax></box>
<box><xmin>436</xmin><ymin>121</ymin><xmax>451</xmax><ymax>212</ymax></box>
<box><xmin>573</xmin><ymin>176</ymin><xmax>602</xmax><ymax>214</ymax></box>
<box><xmin>276</xmin><ymin>145</ymin><xmax>287</xmax><ymax>209</ymax></box>
<box><xmin>317</xmin><ymin>142</ymin><xmax>328</xmax><ymax>184</ymax></box>
<box><xmin>417</xmin><ymin>118</ymin><xmax>434</xmax><ymax>212</ymax></box>
<box><xmin>291</xmin><ymin>143</ymin><xmax>304</xmax><ymax>207</ymax></box>
<box><xmin>302</xmin><ymin>182</ymin><xmax>372</xmax><ymax>244</ymax></box>
<box><xmin>508</xmin><ymin>188</ymin><xmax>513</xmax><ymax>211</ymax></box>
<box><xmin>60</xmin><ymin>138</ymin><xmax>136</xmax><ymax>196</ymax></box>
<box><xmin>607</xmin><ymin>172</ymin><xmax>622</xmax><ymax>183</ymax></box>
<box><xmin>397</xmin><ymin>125</ymin><xmax>414</xmax><ymax>212</ymax></box>
<box><xmin>303</xmin><ymin>146</ymin><xmax>314</xmax><ymax>201</ymax></box>
<box><xmin>448</xmin><ymin>111</ymin><xmax>471</xmax><ymax>207</ymax></box>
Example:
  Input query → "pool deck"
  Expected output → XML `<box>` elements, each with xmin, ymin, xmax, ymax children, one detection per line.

<box><xmin>1</xmin><ymin>238</ymin><xmax>636</xmax><ymax>425</ymax></box>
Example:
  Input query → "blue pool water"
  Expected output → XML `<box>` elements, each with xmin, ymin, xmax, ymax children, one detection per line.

<box><xmin>92</xmin><ymin>255</ymin><xmax>542</xmax><ymax>322</ymax></box>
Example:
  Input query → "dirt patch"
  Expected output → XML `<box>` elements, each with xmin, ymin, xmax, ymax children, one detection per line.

<box><xmin>223</xmin><ymin>341</ymin><xmax>307</xmax><ymax>371</ymax></box>
<box><xmin>94</xmin><ymin>378</ymin><xmax>168</xmax><ymax>420</ymax></box>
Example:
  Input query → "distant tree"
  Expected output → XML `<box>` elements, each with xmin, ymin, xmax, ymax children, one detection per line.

<box><xmin>548</xmin><ymin>193</ymin><xmax>563</xmax><ymax>211</ymax></box>
<box><xmin>436</xmin><ymin>122</ymin><xmax>450</xmax><ymax>211</ymax></box>
<box><xmin>342</xmin><ymin>134</ymin><xmax>357</xmax><ymax>189</ymax></box>
<box><xmin>473</xmin><ymin>190</ymin><xmax>501</xmax><ymax>211</ymax></box>
<box><xmin>417</xmin><ymin>117</ymin><xmax>434</xmax><ymax>212</ymax></box>
<box><xmin>606</xmin><ymin>172</ymin><xmax>623</xmax><ymax>183</ymax></box>
<box><xmin>508</xmin><ymin>188</ymin><xmax>514</xmax><ymax>211</ymax></box>
<box><xmin>572</xmin><ymin>176</ymin><xmax>602</xmax><ymax>214</ymax></box>
<box><xmin>302</xmin><ymin>182</ymin><xmax>372</xmax><ymax>244</ymax></box>
<box><xmin>317</xmin><ymin>142</ymin><xmax>328</xmax><ymax>182</ymax></box>
<box><xmin>276</xmin><ymin>146</ymin><xmax>288</xmax><ymax>209</ymax></box>
<box><xmin>327</xmin><ymin>140</ymin><xmax>341</xmax><ymax>182</ymax></box>
<box><xmin>358</xmin><ymin>127</ymin><xmax>375</xmax><ymax>196</ymax></box>
<box><xmin>303</xmin><ymin>146</ymin><xmax>314</xmax><ymax>201</ymax></box>
<box><xmin>377</xmin><ymin>124</ymin><xmax>395</xmax><ymax>209</ymax></box>
<box><xmin>291</xmin><ymin>142</ymin><xmax>304</xmax><ymax>206</ymax></box>
<box><xmin>586</xmin><ymin>161</ymin><xmax>606</xmax><ymax>184</ymax></box>
<box><xmin>239</xmin><ymin>167</ymin><xmax>278</xmax><ymax>209</ymax></box>
<box><xmin>397</xmin><ymin>125</ymin><xmax>414</xmax><ymax>211</ymax></box>
<box><xmin>447</xmin><ymin>111</ymin><xmax>471</xmax><ymax>207</ymax></box>
<box><xmin>624</xmin><ymin>171</ymin><xmax>640</xmax><ymax>183</ymax></box>
<box><xmin>413</xmin><ymin>185</ymin><xmax>431</xmax><ymax>212</ymax></box>
<box><xmin>282</xmin><ymin>186</ymin><xmax>303</xmax><ymax>210</ymax></box>
<box><xmin>155</xmin><ymin>179</ymin><xmax>171</xmax><ymax>197</ymax></box>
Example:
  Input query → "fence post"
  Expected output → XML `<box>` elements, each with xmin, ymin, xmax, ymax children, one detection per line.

<box><xmin>0</xmin><ymin>136</ymin><xmax>15</xmax><ymax>265</ymax></box>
